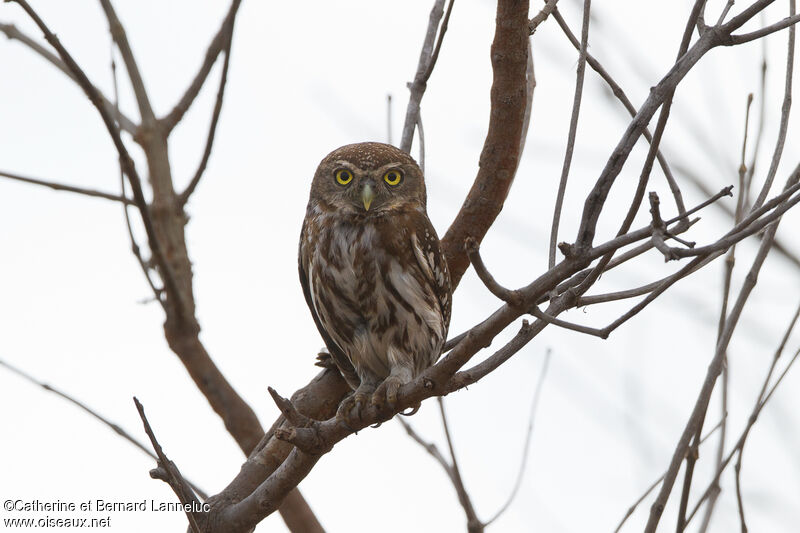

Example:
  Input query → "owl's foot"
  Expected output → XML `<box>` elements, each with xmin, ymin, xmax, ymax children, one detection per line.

<box><xmin>370</xmin><ymin>375</ymin><xmax>408</xmax><ymax>411</ymax></box>
<box><xmin>336</xmin><ymin>383</ymin><xmax>376</xmax><ymax>426</ymax></box>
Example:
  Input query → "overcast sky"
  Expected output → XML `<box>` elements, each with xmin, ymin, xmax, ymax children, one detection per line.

<box><xmin>1</xmin><ymin>1</ymin><xmax>799</xmax><ymax>532</ymax></box>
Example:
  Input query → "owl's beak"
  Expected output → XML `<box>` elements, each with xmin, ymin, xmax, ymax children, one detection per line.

<box><xmin>361</xmin><ymin>183</ymin><xmax>375</xmax><ymax>211</ymax></box>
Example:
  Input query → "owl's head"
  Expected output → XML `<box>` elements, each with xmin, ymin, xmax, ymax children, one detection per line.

<box><xmin>309</xmin><ymin>142</ymin><xmax>426</xmax><ymax>216</ymax></box>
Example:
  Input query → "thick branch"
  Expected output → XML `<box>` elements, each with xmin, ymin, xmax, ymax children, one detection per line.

<box><xmin>441</xmin><ymin>0</ymin><xmax>530</xmax><ymax>286</ymax></box>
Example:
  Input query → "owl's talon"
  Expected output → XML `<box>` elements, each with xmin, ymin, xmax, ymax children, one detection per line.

<box><xmin>336</xmin><ymin>384</ymin><xmax>375</xmax><ymax>427</ymax></box>
<box><xmin>371</xmin><ymin>375</ymin><xmax>405</xmax><ymax>411</ymax></box>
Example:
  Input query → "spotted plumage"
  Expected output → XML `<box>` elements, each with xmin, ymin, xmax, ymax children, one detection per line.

<box><xmin>299</xmin><ymin>142</ymin><xmax>451</xmax><ymax>417</ymax></box>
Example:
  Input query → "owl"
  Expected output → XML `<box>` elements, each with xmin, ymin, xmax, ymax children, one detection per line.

<box><xmin>299</xmin><ymin>142</ymin><xmax>451</xmax><ymax>421</ymax></box>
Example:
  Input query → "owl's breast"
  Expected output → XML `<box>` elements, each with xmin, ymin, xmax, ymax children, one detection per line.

<box><xmin>305</xmin><ymin>214</ymin><xmax>445</xmax><ymax>378</ymax></box>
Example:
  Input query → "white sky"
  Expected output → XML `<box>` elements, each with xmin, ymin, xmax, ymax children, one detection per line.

<box><xmin>1</xmin><ymin>1</ymin><xmax>799</xmax><ymax>532</ymax></box>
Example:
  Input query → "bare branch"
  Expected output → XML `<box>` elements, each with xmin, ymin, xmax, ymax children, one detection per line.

<box><xmin>684</xmin><ymin>302</ymin><xmax>800</xmax><ymax>526</ymax></box>
<box><xmin>613</xmin><ymin>417</ymin><xmax>727</xmax><ymax>533</ymax></box>
<box><xmin>0</xmin><ymin>168</ymin><xmax>134</xmax><ymax>204</ymax></box>
<box><xmin>178</xmin><ymin>18</ymin><xmax>234</xmax><ymax>206</ymax></box>
<box><xmin>441</xmin><ymin>0</ymin><xmax>529</xmax><ymax>286</ymax></box>
<box><xmin>0</xmin><ymin>358</ymin><xmax>208</xmax><ymax>499</ymax></box>
<box><xmin>386</xmin><ymin>94</ymin><xmax>393</xmax><ymax>145</ymax></box>
<box><xmin>422</xmin><ymin>0</ymin><xmax>455</xmax><ymax>83</ymax></box>
<box><xmin>549</xmin><ymin>0</ymin><xmax>591</xmax><ymax>269</ymax></box>
<box><xmin>0</xmin><ymin>22</ymin><xmax>137</xmax><ymax>134</ymax></box>
<box><xmin>485</xmin><ymin>350</ymin><xmax>551</xmax><ymax>526</ymax></box>
<box><xmin>696</xmin><ymin>92</ymin><xmax>754</xmax><ymax>533</ymax></box>
<box><xmin>644</xmin><ymin>162</ymin><xmax>800</xmax><ymax>532</ymax></box>
<box><xmin>529</xmin><ymin>305</ymin><xmax>608</xmax><ymax>338</ymax></box>
<box><xmin>517</xmin><ymin>39</ymin><xmax>536</xmax><ymax>161</ymax></box>
<box><xmin>161</xmin><ymin>0</ymin><xmax>242</xmax><ymax>132</ymax></box>
<box><xmin>133</xmin><ymin>398</ymin><xmax>202</xmax><ymax>533</ymax></box>
<box><xmin>552</xmin><ymin>10</ymin><xmax>686</xmax><ymax>217</ymax></box>
<box><xmin>97</xmin><ymin>0</ymin><xmax>155</xmax><ymax>123</ymax></box>
<box><xmin>572</xmin><ymin>0</ymin><xmax>772</xmax><ymax>252</ymax></box>
<box><xmin>556</xmin><ymin>0</ymin><xmax>706</xmax><ymax>294</ymax></box>
<box><xmin>1</xmin><ymin>359</ymin><xmax>154</xmax><ymax>460</ymax></box>
<box><xmin>749</xmin><ymin>0</ymin><xmax>795</xmax><ymax>212</ymax></box>
<box><xmin>417</xmin><ymin>113</ymin><xmax>426</xmax><ymax>174</ymax></box>
<box><xmin>465</xmin><ymin>237</ymin><xmax>523</xmax><ymax>306</ymax></box>
<box><xmin>399</xmin><ymin>0</ymin><xmax>452</xmax><ymax>153</ymax></box>
<box><xmin>745</xmin><ymin>33</ymin><xmax>768</xmax><ymax>199</ymax></box>
<box><xmin>398</xmin><ymin>418</ymin><xmax>452</xmax><ymax>475</ymax></box>
<box><xmin>651</xmin><ymin>180</ymin><xmax>800</xmax><ymax>261</ymax></box>
<box><xmin>111</xmin><ymin>43</ymin><xmax>168</xmax><ymax>312</ymax></box>
<box><xmin>438</xmin><ymin>398</ymin><xmax>483</xmax><ymax>533</ymax></box>
<box><xmin>729</xmin><ymin>12</ymin><xmax>800</xmax><ymax>44</ymax></box>
<box><xmin>528</xmin><ymin>0</ymin><xmax>559</xmax><ymax>34</ymax></box>
<box><xmin>268</xmin><ymin>387</ymin><xmax>312</xmax><ymax>429</ymax></box>
<box><xmin>716</xmin><ymin>0</ymin><xmax>736</xmax><ymax>26</ymax></box>
<box><xmin>7</xmin><ymin>0</ymin><xmax>188</xmax><ymax>322</ymax></box>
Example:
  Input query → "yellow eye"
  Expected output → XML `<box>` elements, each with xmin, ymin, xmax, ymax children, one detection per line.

<box><xmin>383</xmin><ymin>169</ymin><xmax>403</xmax><ymax>186</ymax></box>
<box><xmin>335</xmin><ymin>168</ymin><xmax>353</xmax><ymax>186</ymax></box>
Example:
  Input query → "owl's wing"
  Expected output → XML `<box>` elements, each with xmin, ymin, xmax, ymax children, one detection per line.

<box><xmin>298</xmin><ymin>224</ymin><xmax>360</xmax><ymax>390</ymax></box>
<box><xmin>409</xmin><ymin>212</ymin><xmax>452</xmax><ymax>336</ymax></box>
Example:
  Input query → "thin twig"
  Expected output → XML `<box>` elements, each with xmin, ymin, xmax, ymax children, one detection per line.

<box><xmin>749</xmin><ymin>1</ymin><xmax>795</xmax><ymax>211</ymax></box>
<box><xmin>98</xmin><ymin>0</ymin><xmax>155</xmax><ymax>123</ymax></box>
<box><xmin>133</xmin><ymin>398</ymin><xmax>202</xmax><ymax>533</ymax></box>
<box><xmin>745</xmin><ymin>29</ymin><xmax>768</xmax><ymax>199</ymax></box>
<box><xmin>417</xmin><ymin>114</ymin><xmax>426</xmax><ymax>174</ymax></box>
<box><xmin>552</xmin><ymin>10</ymin><xmax>686</xmax><ymax>217</ymax></box>
<box><xmin>484</xmin><ymin>349</ymin><xmax>551</xmax><ymax>526</ymax></box>
<box><xmin>684</xmin><ymin>301</ymin><xmax>800</xmax><ymax>526</ymax></box>
<box><xmin>399</xmin><ymin>0</ymin><xmax>448</xmax><ymax>153</ymax></box>
<box><xmin>386</xmin><ymin>94</ymin><xmax>393</xmax><ymax>145</ymax></box>
<box><xmin>697</xmin><ymin>92</ymin><xmax>754</xmax><ymax>533</ymax></box>
<box><xmin>554</xmin><ymin>0</ymin><xmax>699</xmax><ymax>295</ymax></box>
<box><xmin>178</xmin><ymin>16</ymin><xmax>235</xmax><ymax>206</ymax></box>
<box><xmin>422</xmin><ymin>0</ymin><xmax>455</xmax><ymax>83</ymax></box>
<box><xmin>0</xmin><ymin>22</ymin><xmax>137</xmax><ymax>134</ymax></box>
<box><xmin>572</xmin><ymin>0</ymin><xmax>777</xmax><ymax>253</ymax></box>
<box><xmin>397</xmin><ymin>419</ymin><xmax>451</xmax><ymax>475</ymax></box>
<box><xmin>0</xmin><ymin>169</ymin><xmax>134</xmax><ymax>204</ymax></box>
<box><xmin>111</xmin><ymin>41</ymin><xmax>167</xmax><ymax>312</ymax></box>
<box><xmin>728</xmin><ymin>13</ymin><xmax>800</xmax><ymax>44</ymax></box>
<box><xmin>438</xmin><ymin>397</ymin><xmax>483</xmax><ymax>532</ymax></box>
<box><xmin>644</xmin><ymin>161</ymin><xmax>799</xmax><ymax>532</ymax></box>
<box><xmin>613</xmin><ymin>417</ymin><xmax>727</xmax><ymax>533</ymax></box>
<box><xmin>1</xmin><ymin>359</ymin><xmax>154</xmax><ymax>458</ymax></box>
<box><xmin>716</xmin><ymin>0</ymin><xmax>736</xmax><ymax>26</ymax></box>
<box><xmin>465</xmin><ymin>237</ymin><xmax>523</xmax><ymax>306</ymax></box>
<box><xmin>7</xmin><ymin>0</ymin><xmax>187</xmax><ymax>321</ymax></box>
<box><xmin>530</xmin><ymin>306</ymin><xmax>608</xmax><ymax>338</ymax></box>
<box><xmin>161</xmin><ymin>0</ymin><xmax>242</xmax><ymax>132</ymax></box>
<box><xmin>549</xmin><ymin>0</ymin><xmax>590</xmax><ymax>269</ymax></box>
<box><xmin>578</xmin><ymin>243</ymin><xmax>715</xmax><ymax>309</ymax></box>
<box><xmin>651</xmin><ymin>180</ymin><xmax>800</xmax><ymax>261</ymax></box>
<box><xmin>0</xmin><ymin>359</ymin><xmax>208</xmax><ymax>499</ymax></box>
<box><xmin>528</xmin><ymin>0</ymin><xmax>560</xmax><ymax>34</ymax></box>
